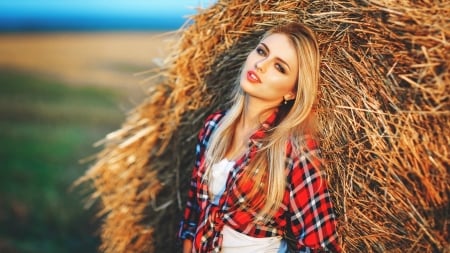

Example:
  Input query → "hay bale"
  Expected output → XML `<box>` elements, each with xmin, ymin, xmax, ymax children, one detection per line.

<box><xmin>76</xmin><ymin>0</ymin><xmax>449</xmax><ymax>252</ymax></box>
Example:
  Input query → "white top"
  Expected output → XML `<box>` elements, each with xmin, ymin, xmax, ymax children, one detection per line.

<box><xmin>209</xmin><ymin>158</ymin><xmax>235</xmax><ymax>204</ymax></box>
<box><xmin>208</xmin><ymin>159</ymin><xmax>286</xmax><ymax>253</ymax></box>
<box><xmin>222</xmin><ymin>225</ymin><xmax>286</xmax><ymax>253</ymax></box>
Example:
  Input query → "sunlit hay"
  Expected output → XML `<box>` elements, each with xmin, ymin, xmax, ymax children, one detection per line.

<box><xmin>76</xmin><ymin>0</ymin><xmax>449</xmax><ymax>252</ymax></box>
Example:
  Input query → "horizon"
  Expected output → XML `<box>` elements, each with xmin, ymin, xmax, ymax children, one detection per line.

<box><xmin>0</xmin><ymin>0</ymin><xmax>215</xmax><ymax>32</ymax></box>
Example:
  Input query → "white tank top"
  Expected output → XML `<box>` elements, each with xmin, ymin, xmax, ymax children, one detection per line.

<box><xmin>209</xmin><ymin>159</ymin><xmax>235</xmax><ymax>204</ymax></box>
<box><xmin>208</xmin><ymin>159</ymin><xmax>287</xmax><ymax>253</ymax></box>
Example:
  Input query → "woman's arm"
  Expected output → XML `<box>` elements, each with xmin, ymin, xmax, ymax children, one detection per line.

<box><xmin>287</xmin><ymin>138</ymin><xmax>341</xmax><ymax>252</ymax></box>
<box><xmin>177</xmin><ymin>134</ymin><xmax>204</xmax><ymax>242</ymax></box>
<box><xmin>182</xmin><ymin>239</ymin><xmax>193</xmax><ymax>253</ymax></box>
<box><xmin>178</xmin><ymin>111</ymin><xmax>227</xmax><ymax>249</ymax></box>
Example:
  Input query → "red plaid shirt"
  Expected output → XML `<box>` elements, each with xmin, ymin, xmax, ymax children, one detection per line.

<box><xmin>178</xmin><ymin>110</ymin><xmax>341</xmax><ymax>252</ymax></box>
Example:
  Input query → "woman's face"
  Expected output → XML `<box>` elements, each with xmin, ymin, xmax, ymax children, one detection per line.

<box><xmin>240</xmin><ymin>33</ymin><xmax>299</xmax><ymax>107</ymax></box>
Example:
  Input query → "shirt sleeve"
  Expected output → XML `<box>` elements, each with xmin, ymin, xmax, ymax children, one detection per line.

<box><xmin>287</xmin><ymin>138</ymin><xmax>341</xmax><ymax>252</ymax></box>
<box><xmin>177</xmin><ymin>112</ymin><xmax>223</xmax><ymax>241</ymax></box>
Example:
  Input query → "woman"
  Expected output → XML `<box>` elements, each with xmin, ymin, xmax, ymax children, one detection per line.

<box><xmin>178</xmin><ymin>22</ymin><xmax>341</xmax><ymax>253</ymax></box>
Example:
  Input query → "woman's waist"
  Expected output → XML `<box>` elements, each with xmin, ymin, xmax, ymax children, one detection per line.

<box><xmin>201</xmin><ymin>202</ymin><xmax>286</xmax><ymax>235</ymax></box>
<box><xmin>222</xmin><ymin>225</ymin><xmax>286</xmax><ymax>253</ymax></box>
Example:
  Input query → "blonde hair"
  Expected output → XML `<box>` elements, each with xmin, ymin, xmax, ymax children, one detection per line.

<box><xmin>205</xmin><ymin>22</ymin><xmax>320</xmax><ymax>220</ymax></box>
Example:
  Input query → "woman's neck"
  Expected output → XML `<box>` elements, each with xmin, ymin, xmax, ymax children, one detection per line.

<box><xmin>224</xmin><ymin>97</ymin><xmax>277</xmax><ymax>160</ymax></box>
<box><xmin>240</xmin><ymin>99</ymin><xmax>276</xmax><ymax>130</ymax></box>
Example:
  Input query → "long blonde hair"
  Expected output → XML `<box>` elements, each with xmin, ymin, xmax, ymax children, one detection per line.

<box><xmin>205</xmin><ymin>22</ymin><xmax>320</xmax><ymax>220</ymax></box>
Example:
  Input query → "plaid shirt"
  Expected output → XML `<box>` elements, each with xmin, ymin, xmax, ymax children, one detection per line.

<box><xmin>178</xmin><ymin>110</ymin><xmax>341</xmax><ymax>253</ymax></box>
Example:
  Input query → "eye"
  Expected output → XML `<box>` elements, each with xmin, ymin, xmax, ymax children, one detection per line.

<box><xmin>256</xmin><ymin>46</ymin><xmax>266</xmax><ymax>56</ymax></box>
<box><xmin>275</xmin><ymin>63</ymin><xmax>286</xmax><ymax>74</ymax></box>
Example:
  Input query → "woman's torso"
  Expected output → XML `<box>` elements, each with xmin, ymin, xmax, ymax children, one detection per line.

<box><xmin>208</xmin><ymin>158</ymin><xmax>287</xmax><ymax>253</ymax></box>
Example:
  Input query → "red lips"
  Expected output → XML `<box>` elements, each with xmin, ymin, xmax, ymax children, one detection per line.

<box><xmin>246</xmin><ymin>70</ymin><xmax>261</xmax><ymax>83</ymax></box>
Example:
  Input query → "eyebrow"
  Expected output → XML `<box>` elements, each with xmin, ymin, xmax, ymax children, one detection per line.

<box><xmin>260</xmin><ymin>42</ymin><xmax>291</xmax><ymax>72</ymax></box>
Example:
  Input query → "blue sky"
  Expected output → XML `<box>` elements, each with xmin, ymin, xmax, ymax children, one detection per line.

<box><xmin>0</xmin><ymin>0</ymin><xmax>215</xmax><ymax>31</ymax></box>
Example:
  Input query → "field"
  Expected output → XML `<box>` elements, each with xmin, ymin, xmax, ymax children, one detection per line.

<box><xmin>0</xmin><ymin>32</ymin><xmax>172</xmax><ymax>253</ymax></box>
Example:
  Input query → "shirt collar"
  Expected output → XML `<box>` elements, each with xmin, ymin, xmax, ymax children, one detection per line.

<box><xmin>249</xmin><ymin>109</ymin><xmax>279</xmax><ymax>147</ymax></box>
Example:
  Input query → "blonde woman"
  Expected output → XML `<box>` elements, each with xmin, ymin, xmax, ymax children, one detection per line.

<box><xmin>178</xmin><ymin>22</ymin><xmax>341</xmax><ymax>253</ymax></box>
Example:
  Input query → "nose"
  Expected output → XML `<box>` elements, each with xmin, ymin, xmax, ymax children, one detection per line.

<box><xmin>255</xmin><ymin>58</ymin><xmax>268</xmax><ymax>73</ymax></box>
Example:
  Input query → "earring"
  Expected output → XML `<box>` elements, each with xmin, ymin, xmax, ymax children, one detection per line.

<box><xmin>283</xmin><ymin>98</ymin><xmax>288</xmax><ymax>105</ymax></box>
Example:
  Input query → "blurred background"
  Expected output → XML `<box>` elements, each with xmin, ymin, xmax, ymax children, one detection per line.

<box><xmin>0</xmin><ymin>1</ymin><xmax>212</xmax><ymax>252</ymax></box>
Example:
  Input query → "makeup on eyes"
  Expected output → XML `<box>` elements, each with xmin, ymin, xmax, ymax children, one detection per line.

<box><xmin>260</xmin><ymin>42</ymin><xmax>291</xmax><ymax>73</ymax></box>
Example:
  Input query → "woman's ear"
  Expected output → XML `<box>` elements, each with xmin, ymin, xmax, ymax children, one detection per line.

<box><xmin>283</xmin><ymin>91</ymin><xmax>296</xmax><ymax>102</ymax></box>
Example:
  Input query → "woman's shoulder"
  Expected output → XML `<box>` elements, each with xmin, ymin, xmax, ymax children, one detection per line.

<box><xmin>286</xmin><ymin>135</ymin><xmax>324</xmax><ymax>183</ymax></box>
<box><xmin>286</xmin><ymin>134</ymin><xmax>320</xmax><ymax>157</ymax></box>
<box><xmin>197</xmin><ymin>110</ymin><xmax>228</xmax><ymax>140</ymax></box>
<box><xmin>203</xmin><ymin>110</ymin><xmax>227</xmax><ymax>124</ymax></box>
<box><xmin>303</xmin><ymin>134</ymin><xmax>320</xmax><ymax>152</ymax></box>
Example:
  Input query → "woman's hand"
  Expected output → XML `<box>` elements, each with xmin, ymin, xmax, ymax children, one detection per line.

<box><xmin>183</xmin><ymin>239</ymin><xmax>193</xmax><ymax>253</ymax></box>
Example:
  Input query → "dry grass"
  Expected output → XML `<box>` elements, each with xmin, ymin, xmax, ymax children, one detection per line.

<box><xmin>77</xmin><ymin>1</ymin><xmax>449</xmax><ymax>252</ymax></box>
